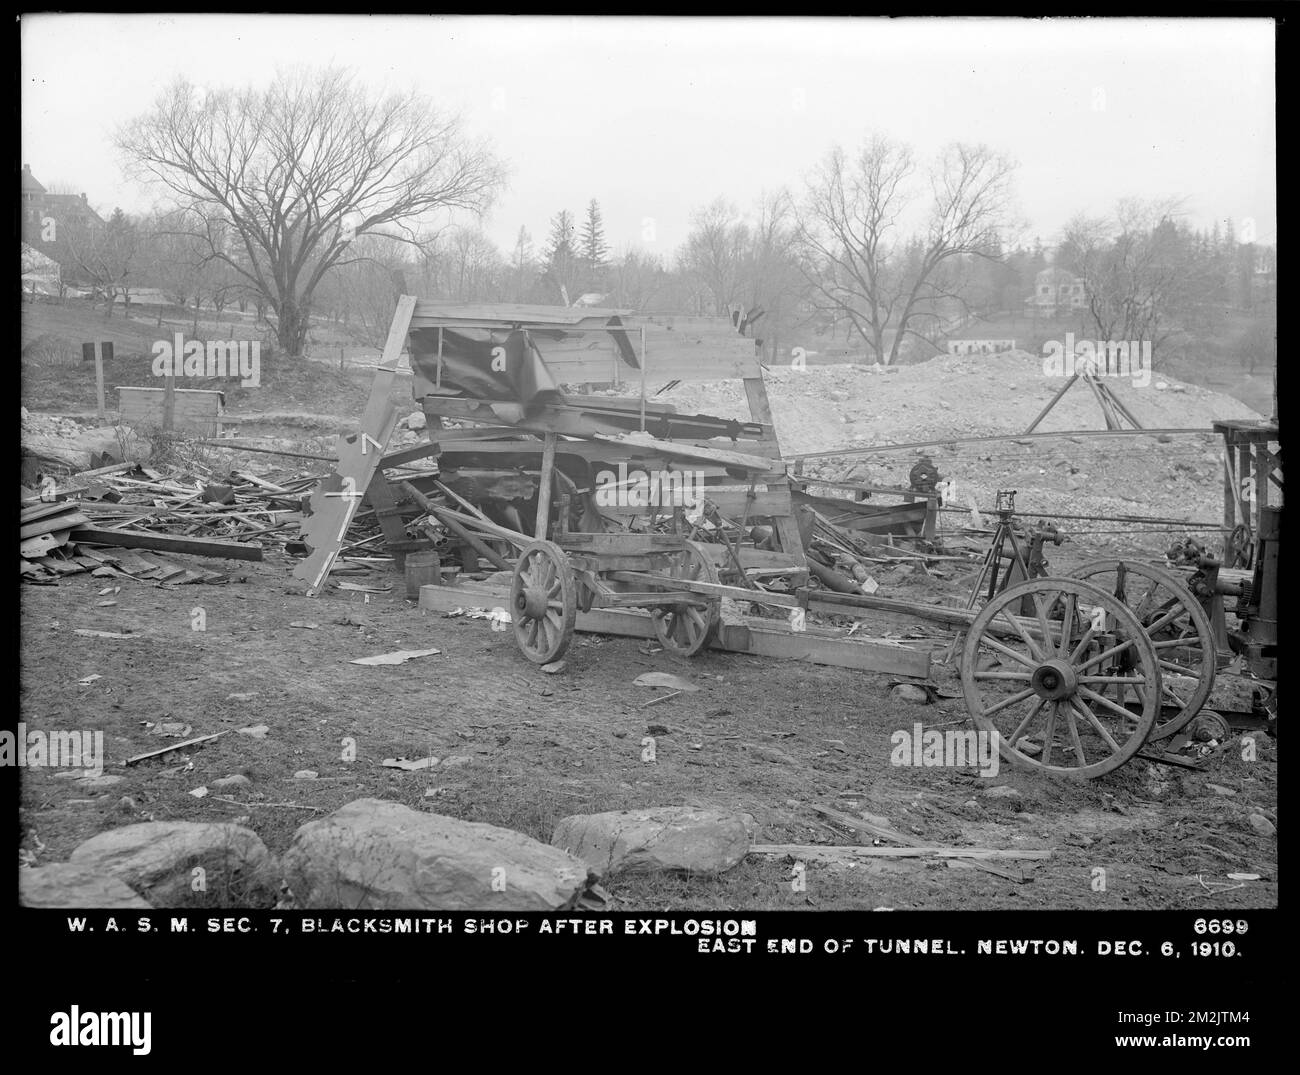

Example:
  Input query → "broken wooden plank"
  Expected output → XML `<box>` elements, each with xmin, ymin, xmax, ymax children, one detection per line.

<box><xmin>20</xmin><ymin>533</ymin><xmax>63</xmax><ymax>559</ymax></box>
<box><xmin>748</xmin><ymin>844</ymin><xmax>1052</xmax><ymax>860</ymax></box>
<box><xmin>36</xmin><ymin>556</ymin><xmax>85</xmax><ymax>575</ymax></box>
<box><xmin>294</xmin><ymin>294</ymin><xmax>416</xmax><ymax>595</ymax></box>
<box><xmin>809</xmin><ymin>803</ymin><xmax>1033</xmax><ymax>882</ymax></box>
<box><xmin>70</xmin><ymin>527</ymin><xmax>263</xmax><ymax>561</ymax></box>
<box><xmin>124</xmin><ymin>730</ymin><xmax>232</xmax><ymax>767</ymax></box>
<box><xmin>591</xmin><ymin>433</ymin><xmax>786</xmax><ymax>474</ymax></box>
<box><xmin>20</xmin><ymin>511</ymin><xmax>89</xmax><ymax>540</ymax></box>
<box><xmin>132</xmin><ymin>553</ymin><xmax>188</xmax><ymax>581</ymax></box>
<box><xmin>21</xmin><ymin>501</ymin><xmax>86</xmax><ymax>524</ymax></box>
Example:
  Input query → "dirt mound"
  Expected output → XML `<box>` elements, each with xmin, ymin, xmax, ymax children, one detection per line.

<box><xmin>646</xmin><ymin>351</ymin><xmax>1263</xmax><ymax>556</ymax></box>
<box><xmin>656</xmin><ymin>350</ymin><xmax>1260</xmax><ymax>454</ymax></box>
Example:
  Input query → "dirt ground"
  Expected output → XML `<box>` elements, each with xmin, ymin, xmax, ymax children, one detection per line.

<box><xmin>18</xmin><ymin>539</ymin><xmax>1278</xmax><ymax>911</ymax></box>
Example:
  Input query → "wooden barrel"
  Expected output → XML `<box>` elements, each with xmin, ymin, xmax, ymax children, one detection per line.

<box><xmin>404</xmin><ymin>551</ymin><xmax>441</xmax><ymax>599</ymax></box>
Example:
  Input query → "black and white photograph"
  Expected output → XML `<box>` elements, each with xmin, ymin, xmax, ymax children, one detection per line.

<box><xmin>15</xmin><ymin>12</ymin><xmax>1280</xmax><ymax>1049</ymax></box>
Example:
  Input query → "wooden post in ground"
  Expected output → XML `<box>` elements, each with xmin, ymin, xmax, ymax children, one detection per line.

<box><xmin>162</xmin><ymin>368</ymin><xmax>176</xmax><ymax>432</ymax></box>
<box><xmin>535</xmin><ymin>432</ymin><xmax>557</xmax><ymax>540</ymax></box>
<box><xmin>94</xmin><ymin>342</ymin><xmax>106</xmax><ymax>420</ymax></box>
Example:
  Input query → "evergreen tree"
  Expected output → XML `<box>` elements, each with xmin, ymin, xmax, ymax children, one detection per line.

<box><xmin>581</xmin><ymin>199</ymin><xmax>609</xmax><ymax>267</ymax></box>
<box><xmin>544</xmin><ymin>210</ymin><xmax>579</xmax><ymax>303</ymax></box>
<box><xmin>546</xmin><ymin>210</ymin><xmax>576</xmax><ymax>262</ymax></box>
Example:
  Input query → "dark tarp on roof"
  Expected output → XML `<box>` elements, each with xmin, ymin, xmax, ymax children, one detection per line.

<box><xmin>409</xmin><ymin>327</ymin><xmax>562</xmax><ymax>412</ymax></box>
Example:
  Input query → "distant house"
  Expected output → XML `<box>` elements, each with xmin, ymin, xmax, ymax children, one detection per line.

<box><xmin>946</xmin><ymin>338</ymin><xmax>1016</xmax><ymax>355</ymax></box>
<box><xmin>21</xmin><ymin>164</ymin><xmax>105</xmax><ymax>244</ymax></box>
<box><xmin>1025</xmin><ymin>267</ymin><xmax>1086</xmax><ymax>316</ymax></box>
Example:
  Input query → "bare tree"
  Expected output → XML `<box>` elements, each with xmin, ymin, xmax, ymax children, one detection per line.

<box><xmin>1064</xmin><ymin>198</ymin><xmax>1201</xmax><ymax>365</ymax></box>
<box><xmin>64</xmin><ymin>208</ymin><xmax>142</xmax><ymax>320</ymax></box>
<box><xmin>679</xmin><ymin>198</ymin><xmax>748</xmax><ymax>315</ymax></box>
<box><xmin>117</xmin><ymin>67</ymin><xmax>506</xmax><ymax>356</ymax></box>
<box><xmin>795</xmin><ymin>135</ymin><xmax>1018</xmax><ymax>364</ymax></box>
<box><xmin>447</xmin><ymin>225</ymin><xmax>506</xmax><ymax>302</ymax></box>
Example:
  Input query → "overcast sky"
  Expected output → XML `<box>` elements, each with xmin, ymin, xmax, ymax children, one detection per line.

<box><xmin>21</xmin><ymin>15</ymin><xmax>1276</xmax><ymax>255</ymax></box>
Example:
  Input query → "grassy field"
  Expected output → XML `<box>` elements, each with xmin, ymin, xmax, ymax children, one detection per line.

<box><xmin>21</xmin><ymin>299</ymin><xmax>411</xmax><ymax>421</ymax></box>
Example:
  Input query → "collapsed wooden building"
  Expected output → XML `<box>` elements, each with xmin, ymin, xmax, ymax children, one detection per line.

<box><xmin>291</xmin><ymin>298</ymin><xmax>936</xmax><ymax>677</ymax></box>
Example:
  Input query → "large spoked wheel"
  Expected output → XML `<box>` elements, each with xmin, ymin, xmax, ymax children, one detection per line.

<box><xmin>1066</xmin><ymin>560</ymin><xmax>1215</xmax><ymax>741</ymax></box>
<box><xmin>961</xmin><ymin>577</ymin><xmax>1161</xmax><ymax>779</ymax></box>
<box><xmin>649</xmin><ymin>540</ymin><xmax>721</xmax><ymax>657</ymax></box>
<box><xmin>510</xmin><ymin>540</ymin><xmax>577</xmax><ymax>664</ymax></box>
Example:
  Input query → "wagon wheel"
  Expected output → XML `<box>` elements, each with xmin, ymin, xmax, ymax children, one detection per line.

<box><xmin>510</xmin><ymin>540</ymin><xmax>577</xmax><ymax>664</ymax></box>
<box><xmin>961</xmin><ymin>577</ymin><xmax>1161</xmax><ymax>779</ymax></box>
<box><xmin>649</xmin><ymin>539</ymin><xmax>721</xmax><ymax>657</ymax></box>
<box><xmin>1066</xmin><ymin>560</ymin><xmax>1215</xmax><ymax>741</ymax></box>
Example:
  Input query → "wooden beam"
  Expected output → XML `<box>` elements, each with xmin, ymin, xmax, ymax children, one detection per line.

<box><xmin>418</xmin><ymin>581</ymin><xmax>929</xmax><ymax>676</ymax></box>
<box><xmin>20</xmin><ymin>512</ymin><xmax>89</xmax><ymax>539</ymax></box>
<box><xmin>590</xmin><ymin>433</ymin><xmax>785</xmax><ymax>475</ymax></box>
<box><xmin>748</xmin><ymin>844</ymin><xmax>1051</xmax><ymax>860</ymax></box>
<box><xmin>94</xmin><ymin>342</ymin><xmax>106</xmax><ymax>421</ymax></box>
<box><xmin>293</xmin><ymin>295</ymin><xmax>416</xmax><ymax>595</ymax></box>
<box><xmin>716</xmin><ymin>620</ymin><xmax>930</xmax><ymax>677</ymax></box>
<box><xmin>535</xmin><ymin>432</ymin><xmax>556</xmax><ymax>540</ymax></box>
<box><xmin>70</xmin><ymin>527</ymin><xmax>263</xmax><ymax>561</ymax></box>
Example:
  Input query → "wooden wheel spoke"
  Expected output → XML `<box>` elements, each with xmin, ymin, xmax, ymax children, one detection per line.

<box><xmin>1152</xmin><ymin>637</ymin><xmax>1200</xmax><ymax>651</ymax></box>
<box><xmin>978</xmin><ymin>634</ymin><xmax>1038</xmax><ymax>669</ymax></box>
<box><xmin>1143</xmin><ymin>606</ymin><xmax>1182</xmax><ymax>636</ymax></box>
<box><xmin>1078</xmin><ymin>636</ymin><xmax>1136</xmax><ymax>671</ymax></box>
<box><xmin>981</xmin><ymin>686</ymin><xmax>1038</xmax><ymax>718</ymax></box>
<box><xmin>1078</xmin><ymin>675</ymin><xmax>1147</xmax><ymax>684</ymax></box>
<box><xmin>1065</xmin><ymin>703</ymin><xmax>1088</xmax><ymax>766</ymax></box>
<box><xmin>1078</xmin><ymin>686</ymin><xmax>1141</xmax><ymax>725</ymax></box>
<box><xmin>1132</xmin><ymin>582</ymin><xmax>1159</xmax><ymax>620</ymax></box>
<box><xmin>1040</xmin><ymin>701</ymin><xmax>1059</xmax><ymax>767</ymax></box>
<box><xmin>1067</xmin><ymin>624</ymin><xmax>1098</xmax><ymax>664</ymax></box>
<box><xmin>998</xmin><ymin>606</ymin><xmax>1045</xmax><ymax>660</ymax></box>
<box><xmin>1071</xmin><ymin>696</ymin><xmax>1123</xmax><ymax>754</ymax></box>
<box><xmin>1032</xmin><ymin>594</ymin><xmax>1057</xmax><ymax>657</ymax></box>
<box><xmin>1008</xmin><ymin>698</ymin><xmax>1047</xmax><ymax>746</ymax></box>
<box><xmin>1059</xmin><ymin>593</ymin><xmax>1077</xmax><ymax>653</ymax></box>
<box><xmin>973</xmin><ymin>670</ymin><xmax>1033</xmax><ymax>681</ymax></box>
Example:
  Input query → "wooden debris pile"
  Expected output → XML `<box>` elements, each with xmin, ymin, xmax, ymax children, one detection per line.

<box><xmin>19</xmin><ymin>464</ymin><xmax>318</xmax><ymax>585</ymax></box>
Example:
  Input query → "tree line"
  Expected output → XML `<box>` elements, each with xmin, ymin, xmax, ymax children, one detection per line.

<box><xmin>31</xmin><ymin>68</ymin><xmax>1275</xmax><ymax>371</ymax></box>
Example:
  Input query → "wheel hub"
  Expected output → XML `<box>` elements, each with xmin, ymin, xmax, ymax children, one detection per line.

<box><xmin>516</xmin><ymin>585</ymin><xmax>548</xmax><ymax>619</ymax></box>
<box><xmin>1031</xmin><ymin>658</ymin><xmax>1078</xmax><ymax>700</ymax></box>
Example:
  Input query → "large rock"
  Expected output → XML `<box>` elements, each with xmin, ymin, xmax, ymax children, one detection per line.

<box><xmin>69</xmin><ymin>822</ymin><xmax>277</xmax><ymax>906</ymax></box>
<box><xmin>282</xmin><ymin>799</ymin><xmax>595</xmax><ymax>910</ymax></box>
<box><xmin>20</xmin><ymin>863</ymin><xmax>152</xmax><ymax>909</ymax></box>
<box><xmin>552</xmin><ymin>807</ymin><xmax>752</xmax><ymax>876</ymax></box>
